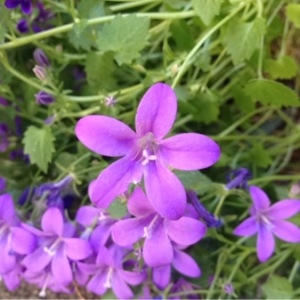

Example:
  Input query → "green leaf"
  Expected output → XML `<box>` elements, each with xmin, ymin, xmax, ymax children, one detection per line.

<box><xmin>85</xmin><ymin>52</ymin><xmax>116</xmax><ymax>91</ymax></box>
<box><xmin>261</xmin><ymin>275</ymin><xmax>293</xmax><ymax>299</ymax></box>
<box><xmin>265</xmin><ymin>56</ymin><xmax>298</xmax><ymax>79</ymax></box>
<box><xmin>97</xmin><ymin>15</ymin><xmax>150</xmax><ymax>65</ymax></box>
<box><xmin>231</xmin><ymin>86</ymin><xmax>255</xmax><ymax>112</ymax></box>
<box><xmin>23</xmin><ymin>126</ymin><xmax>55</xmax><ymax>173</ymax></box>
<box><xmin>170</xmin><ymin>20</ymin><xmax>194</xmax><ymax>51</ymax></box>
<box><xmin>244</xmin><ymin>79</ymin><xmax>299</xmax><ymax>107</ymax></box>
<box><xmin>286</xmin><ymin>4</ymin><xmax>300</xmax><ymax>28</ymax></box>
<box><xmin>248</xmin><ymin>143</ymin><xmax>272</xmax><ymax>168</ymax></box>
<box><xmin>192</xmin><ymin>0</ymin><xmax>222</xmax><ymax>25</ymax></box>
<box><xmin>77</xmin><ymin>0</ymin><xmax>106</xmax><ymax>19</ymax></box>
<box><xmin>223</xmin><ymin>17</ymin><xmax>265</xmax><ymax>64</ymax></box>
<box><xmin>0</xmin><ymin>6</ymin><xmax>10</xmax><ymax>44</ymax></box>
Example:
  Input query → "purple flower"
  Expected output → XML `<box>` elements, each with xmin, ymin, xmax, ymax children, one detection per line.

<box><xmin>22</xmin><ymin>207</ymin><xmax>92</xmax><ymax>285</ymax></box>
<box><xmin>17</xmin><ymin>19</ymin><xmax>29</xmax><ymax>33</ymax></box>
<box><xmin>0</xmin><ymin>97</ymin><xmax>10</xmax><ymax>106</ymax></box>
<box><xmin>0</xmin><ymin>123</ymin><xmax>9</xmax><ymax>152</ymax></box>
<box><xmin>234</xmin><ymin>186</ymin><xmax>300</xmax><ymax>262</ymax></box>
<box><xmin>223</xmin><ymin>283</ymin><xmax>234</xmax><ymax>295</ymax></box>
<box><xmin>87</xmin><ymin>245</ymin><xmax>146</xmax><ymax>299</ymax></box>
<box><xmin>0</xmin><ymin>177</ymin><xmax>6</xmax><ymax>193</ymax></box>
<box><xmin>226</xmin><ymin>168</ymin><xmax>251</xmax><ymax>190</ymax></box>
<box><xmin>5</xmin><ymin>0</ymin><xmax>32</xmax><ymax>14</ymax></box>
<box><xmin>76</xmin><ymin>83</ymin><xmax>220</xmax><ymax>220</ymax></box>
<box><xmin>111</xmin><ymin>187</ymin><xmax>206</xmax><ymax>267</ymax></box>
<box><xmin>35</xmin><ymin>91</ymin><xmax>54</xmax><ymax>105</ymax></box>
<box><xmin>169</xmin><ymin>278</ymin><xmax>200</xmax><ymax>299</ymax></box>
<box><xmin>187</xmin><ymin>190</ymin><xmax>222</xmax><ymax>228</ymax></box>
<box><xmin>33</xmin><ymin>49</ymin><xmax>50</xmax><ymax>67</ymax></box>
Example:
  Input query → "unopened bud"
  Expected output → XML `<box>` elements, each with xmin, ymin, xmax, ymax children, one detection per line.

<box><xmin>33</xmin><ymin>65</ymin><xmax>47</xmax><ymax>82</ymax></box>
<box><xmin>33</xmin><ymin>49</ymin><xmax>50</xmax><ymax>67</ymax></box>
<box><xmin>35</xmin><ymin>91</ymin><xmax>54</xmax><ymax>105</ymax></box>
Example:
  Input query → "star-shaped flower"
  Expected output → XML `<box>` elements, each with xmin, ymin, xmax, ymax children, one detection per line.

<box><xmin>234</xmin><ymin>186</ymin><xmax>300</xmax><ymax>262</ymax></box>
<box><xmin>76</xmin><ymin>83</ymin><xmax>220</xmax><ymax>220</ymax></box>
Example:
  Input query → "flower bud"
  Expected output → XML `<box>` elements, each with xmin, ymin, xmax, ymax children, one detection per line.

<box><xmin>35</xmin><ymin>91</ymin><xmax>54</xmax><ymax>105</ymax></box>
<box><xmin>33</xmin><ymin>49</ymin><xmax>50</xmax><ymax>67</ymax></box>
<box><xmin>33</xmin><ymin>65</ymin><xmax>47</xmax><ymax>82</ymax></box>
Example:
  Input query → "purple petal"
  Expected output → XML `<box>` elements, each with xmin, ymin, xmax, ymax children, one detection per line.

<box><xmin>127</xmin><ymin>187</ymin><xmax>154</xmax><ymax>217</ymax></box>
<box><xmin>89</xmin><ymin>156</ymin><xmax>139</xmax><ymax>208</ymax></box>
<box><xmin>111</xmin><ymin>216</ymin><xmax>151</xmax><ymax>246</ymax></box>
<box><xmin>173</xmin><ymin>248</ymin><xmax>201</xmax><ymax>277</ymax></box>
<box><xmin>87</xmin><ymin>270</ymin><xmax>107</xmax><ymax>296</ymax></box>
<box><xmin>21</xmin><ymin>0</ymin><xmax>32</xmax><ymax>14</ymax></box>
<box><xmin>64</xmin><ymin>238</ymin><xmax>92</xmax><ymax>260</ymax></box>
<box><xmin>112</xmin><ymin>271</ymin><xmax>134</xmax><ymax>299</ymax></box>
<box><xmin>266</xmin><ymin>200</ymin><xmax>300</xmax><ymax>219</ymax></box>
<box><xmin>143</xmin><ymin>221</ymin><xmax>173</xmax><ymax>267</ymax></box>
<box><xmin>135</xmin><ymin>83</ymin><xmax>177</xmax><ymax>139</ymax></box>
<box><xmin>119</xmin><ymin>269</ymin><xmax>146</xmax><ymax>286</ymax></box>
<box><xmin>5</xmin><ymin>0</ymin><xmax>19</xmax><ymax>9</ymax></box>
<box><xmin>152</xmin><ymin>265</ymin><xmax>171</xmax><ymax>289</ymax></box>
<box><xmin>0</xmin><ymin>236</ymin><xmax>16</xmax><ymax>273</ymax></box>
<box><xmin>22</xmin><ymin>247</ymin><xmax>52</xmax><ymax>272</ymax></box>
<box><xmin>0</xmin><ymin>193</ymin><xmax>18</xmax><ymax>225</ymax></box>
<box><xmin>257</xmin><ymin>224</ymin><xmax>275</xmax><ymax>262</ymax></box>
<box><xmin>41</xmin><ymin>207</ymin><xmax>63</xmax><ymax>236</ymax></box>
<box><xmin>272</xmin><ymin>220</ymin><xmax>300</xmax><ymax>243</ymax></box>
<box><xmin>233</xmin><ymin>217</ymin><xmax>257</xmax><ymax>237</ymax></box>
<box><xmin>91</xmin><ymin>222</ymin><xmax>114</xmax><ymax>249</ymax></box>
<box><xmin>11</xmin><ymin>227</ymin><xmax>36</xmax><ymax>254</ymax></box>
<box><xmin>160</xmin><ymin>133</ymin><xmax>220</xmax><ymax>170</ymax></box>
<box><xmin>166</xmin><ymin>217</ymin><xmax>206</xmax><ymax>246</ymax></box>
<box><xmin>75</xmin><ymin>205</ymin><xmax>99</xmax><ymax>226</ymax></box>
<box><xmin>75</xmin><ymin>115</ymin><xmax>136</xmax><ymax>157</ymax></box>
<box><xmin>249</xmin><ymin>186</ymin><xmax>270</xmax><ymax>212</ymax></box>
<box><xmin>144</xmin><ymin>162</ymin><xmax>186</xmax><ymax>220</ymax></box>
<box><xmin>51</xmin><ymin>247</ymin><xmax>73</xmax><ymax>284</ymax></box>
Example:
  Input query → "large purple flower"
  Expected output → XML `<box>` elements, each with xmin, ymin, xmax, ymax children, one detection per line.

<box><xmin>234</xmin><ymin>186</ymin><xmax>300</xmax><ymax>262</ymax></box>
<box><xmin>111</xmin><ymin>187</ymin><xmax>206</xmax><ymax>267</ymax></box>
<box><xmin>76</xmin><ymin>83</ymin><xmax>220</xmax><ymax>220</ymax></box>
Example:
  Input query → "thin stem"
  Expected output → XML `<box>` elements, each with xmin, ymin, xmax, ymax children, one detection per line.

<box><xmin>250</xmin><ymin>174</ymin><xmax>300</xmax><ymax>184</ymax></box>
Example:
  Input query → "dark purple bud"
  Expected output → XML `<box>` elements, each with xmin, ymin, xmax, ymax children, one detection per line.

<box><xmin>35</xmin><ymin>91</ymin><xmax>54</xmax><ymax>105</ymax></box>
<box><xmin>17</xmin><ymin>19</ymin><xmax>29</xmax><ymax>33</ymax></box>
<box><xmin>187</xmin><ymin>190</ymin><xmax>222</xmax><ymax>228</ymax></box>
<box><xmin>0</xmin><ymin>97</ymin><xmax>10</xmax><ymax>107</ymax></box>
<box><xmin>226</xmin><ymin>167</ymin><xmax>251</xmax><ymax>190</ymax></box>
<box><xmin>0</xmin><ymin>177</ymin><xmax>6</xmax><ymax>193</ymax></box>
<box><xmin>33</xmin><ymin>49</ymin><xmax>50</xmax><ymax>67</ymax></box>
<box><xmin>5</xmin><ymin>0</ymin><xmax>20</xmax><ymax>10</ymax></box>
<box><xmin>5</xmin><ymin>0</ymin><xmax>32</xmax><ymax>14</ymax></box>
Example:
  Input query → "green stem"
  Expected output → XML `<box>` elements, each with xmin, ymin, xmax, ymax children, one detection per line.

<box><xmin>250</xmin><ymin>174</ymin><xmax>300</xmax><ymax>184</ymax></box>
<box><xmin>0</xmin><ymin>11</ymin><xmax>195</xmax><ymax>50</ymax></box>
<box><xmin>288</xmin><ymin>261</ymin><xmax>299</xmax><ymax>283</ymax></box>
<box><xmin>172</xmin><ymin>3</ymin><xmax>246</xmax><ymax>88</ymax></box>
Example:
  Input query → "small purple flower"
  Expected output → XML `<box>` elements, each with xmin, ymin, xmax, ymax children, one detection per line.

<box><xmin>226</xmin><ymin>168</ymin><xmax>251</xmax><ymax>190</ymax></box>
<box><xmin>169</xmin><ymin>278</ymin><xmax>200</xmax><ymax>299</ymax></box>
<box><xmin>112</xmin><ymin>188</ymin><xmax>206</xmax><ymax>267</ymax></box>
<box><xmin>33</xmin><ymin>49</ymin><xmax>50</xmax><ymax>67</ymax></box>
<box><xmin>234</xmin><ymin>186</ymin><xmax>300</xmax><ymax>262</ymax></box>
<box><xmin>0</xmin><ymin>97</ymin><xmax>10</xmax><ymax>106</ymax></box>
<box><xmin>187</xmin><ymin>190</ymin><xmax>222</xmax><ymax>228</ymax></box>
<box><xmin>0</xmin><ymin>123</ymin><xmax>9</xmax><ymax>152</ymax></box>
<box><xmin>87</xmin><ymin>245</ymin><xmax>146</xmax><ymax>299</ymax></box>
<box><xmin>35</xmin><ymin>91</ymin><xmax>54</xmax><ymax>105</ymax></box>
<box><xmin>44</xmin><ymin>115</ymin><xmax>56</xmax><ymax>125</ymax></box>
<box><xmin>223</xmin><ymin>283</ymin><xmax>234</xmax><ymax>295</ymax></box>
<box><xmin>76</xmin><ymin>83</ymin><xmax>220</xmax><ymax>220</ymax></box>
<box><xmin>105</xmin><ymin>96</ymin><xmax>117</xmax><ymax>107</ymax></box>
<box><xmin>5</xmin><ymin>0</ymin><xmax>32</xmax><ymax>14</ymax></box>
<box><xmin>16</xmin><ymin>19</ymin><xmax>29</xmax><ymax>33</ymax></box>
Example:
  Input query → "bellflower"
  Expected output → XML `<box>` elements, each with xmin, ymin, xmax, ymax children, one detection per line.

<box><xmin>76</xmin><ymin>83</ymin><xmax>220</xmax><ymax>220</ymax></box>
<box><xmin>111</xmin><ymin>187</ymin><xmax>206</xmax><ymax>267</ymax></box>
<box><xmin>5</xmin><ymin>0</ymin><xmax>32</xmax><ymax>14</ymax></box>
<box><xmin>234</xmin><ymin>186</ymin><xmax>300</xmax><ymax>262</ymax></box>
<box><xmin>22</xmin><ymin>207</ymin><xmax>92</xmax><ymax>285</ymax></box>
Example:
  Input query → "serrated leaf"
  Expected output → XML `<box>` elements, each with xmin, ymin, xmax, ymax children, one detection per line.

<box><xmin>248</xmin><ymin>143</ymin><xmax>272</xmax><ymax>168</ymax></box>
<box><xmin>192</xmin><ymin>0</ymin><xmax>222</xmax><ymax>25</ymax></box>
<box><xmin>262</xmin><ymin>275</ymin><xmax>293</xmax><ymax>299</ymax></box>
<box><xmin>244</xmin><ymin>79</ymin><xmax>299</xmax><ymax>107</ymax></box>
<box><xmin>223</xmin><ymin>17</ymin><xmax>265</xmax><ymax>65</ymax></box>
<box><xmin>23</xmin><ymin>126</ymin><xmax>55</xmax><ymax>173</ymax></box>
<box><xmin>265</xmin><ymin>56</ymin><xmax>298</xmax><ymax>79</ymax></box>
<box><xmin>97</xmin><ymin>15</ymin><xmax>150</xmax><ymax>65</ymax></box>
<box><xmin>286</xmin><ymin>4</ymin><xmax>300</xmax><ymax>28</ymax></box>
<box><xmin>85</xmin><ymin>52</ymin><xmax>116</xmax><ymax>91</ymax></box>
<box><xmin>77</xmin><ymin>0</ymin><xmax>106</xmax><ymax>19</ymax></box>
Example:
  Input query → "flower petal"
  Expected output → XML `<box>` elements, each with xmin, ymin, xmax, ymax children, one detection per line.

<box><xmin>75</xmin><ymin>115</ymin><xmax>136</xmax><ymax>157</ymax></box>
<box><xmin>257</xmin><ymin>224</ymin><xmax>275</xmax><ymax>262</ymax></box>
<box><xmin>144</xmin><ymin>161</ymin><xmax>186</xmax><ymax>220</ymax></box>
<box><xmin>166</xmin><ymin>217</ymin><xmax>206</xmax><ymax>246</ymax></box>
<box><xmin>0</xmin><ymin>193</ymin><xmax>18</xmax><ymax>225</ymax></box>
<box><xmin>160</xmin><ymin>133</ymin><xmax>220</xmax><ymax>170</ymax></box>
<box><xmin>266</xmin><ymin>200</ymin><xmax>300</xmax><ymax>220</ymax></box>
<box><xmin>51</xmin><ymin>247</ymin><xmax>73</xmax><ymax>284</ymax></box>
<box><xmin>272</xmin><ymin>220</ymin><xmax>300</xmax><ymax>243</ymax></box>
<box><xmin>143</xmin><ymin>221</ymin><xmax>173</xmax><ymax>267</ymax></box>
<box><xmin>152</xmin><ymin>265</ymin><xmax>171</xmax><ymax>289</ymax></box>
<box><xmin>41</xmin><ymin>207</ymin><xmax>63</xmax><ymax>236</ymax></box>
<box><xmin>91</xmin><ymin>221</ymin><xmax>114</xmax><ymax>249</ymax></box>
<box><xmin>64</xmin><ymin>238</ymin><xmax>92</xmax><ymax>260</ymax></box>
<box><xmin>0</xmin><ymin>236</ymin><xmax>16</xmax><ymax>273</ymax></box>
<box><xmin>4</xmin><ymin>0</ymin><xmax>19</xmax><ymax>9</ymax></box>
<box><xmin>11</xmin><ymin>227</ymin><xmax>36</xmax><ymax>254</ymax></box>
<box><xmin>233</xmin><ymin>217</ymin><xmax>257</xmax><ymax>237</ymax></box>
<box><xmin>119</xmin><ymin>269</ymin><xmax>146</xmax><ymax>285</ymax></box>
<box><xmin>89</xmin><ymin>156</ymin><xmax>139</xmax><ymax>208</ymax></box>
<box><xmin>75</xmin><ymin>205</ymin><xmax>99</xmax><ymax>227</ymax></box>
<box><xmin>173</xmin><ymin>248</ymin><xmax>201</xmax><ymax>277</ymax></box>
<box><xmin>249</xmin><ymin>186</ymin><xmax>270</xmax><ymax>212</ymax></box>
<box><xmin>135</xmin><ymin>83</ymin><xmax>177</xmax><ymax>139</ymax></box>
<box><xmin>22</xmin><ymin>247</ymin><xmax>52</xmax><ymax>272</ymax></box>
<box><xmin>112</xmin><ymin>271</ymin><xmax>134</xmax><ymax>299</ymax></box>
<box><xmin>87</xmin><ymin>270</ymin><xmax>107</xmax><ymax>296</ymax></box>
<box><xmin>127</xmin><ymin>187</ymin><xmax>154</xmax><ymax>217</ymax></box>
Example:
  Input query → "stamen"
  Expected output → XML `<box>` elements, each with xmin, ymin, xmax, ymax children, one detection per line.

<box><xmin>103</xmin><ymin>267</ymin><xmax>113</xmax><ymax>288</ymax></box>
<box><xmin>39</xmin><ymin>274</ymin><xmax>49</xmax><ymax>297</ymax></box>
<box><xmin>142</xmin><ymin>149</ymin><xmax>157</xmax><ymax>166</ymax></box>
<box><xmin>143</xmin><ymin>215</ymin><xmax>160</xmax><ymax>239</ymax></box>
